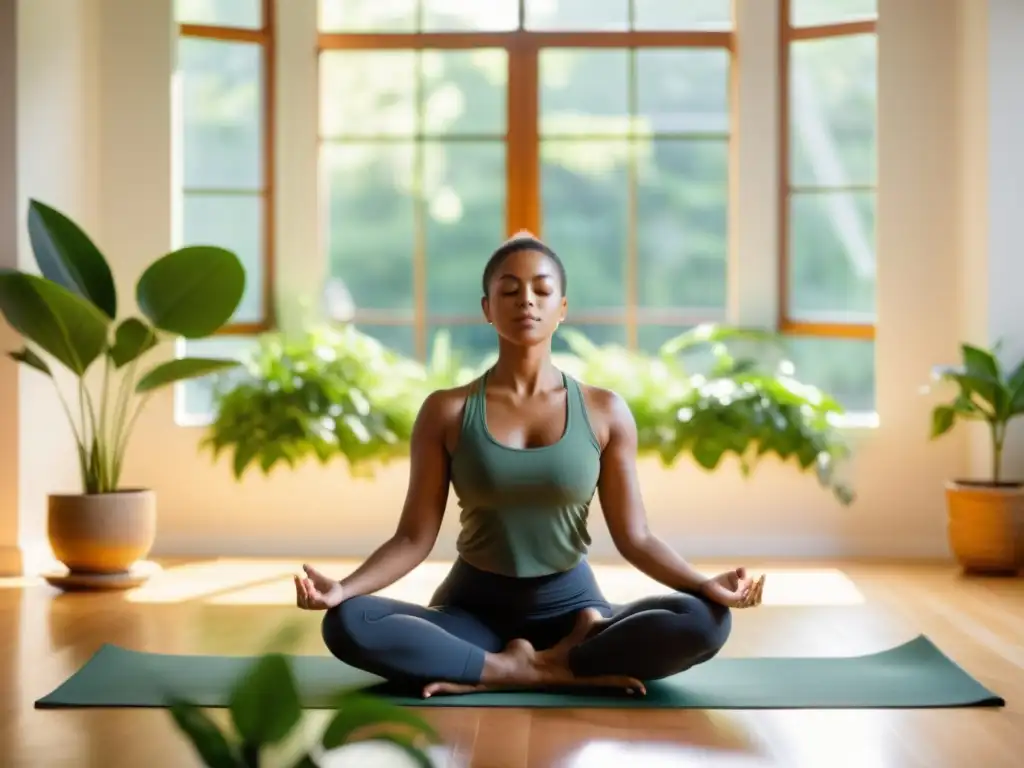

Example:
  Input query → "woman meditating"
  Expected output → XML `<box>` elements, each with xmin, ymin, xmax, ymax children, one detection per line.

<box><xmin>295</xmin><ymin>232</ymin><xmax>765</xmax><ymax>698</ymax></box>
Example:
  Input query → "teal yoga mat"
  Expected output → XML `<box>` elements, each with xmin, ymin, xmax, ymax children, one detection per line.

<box><xmin>35</xmin><ymin>635</ymin><xmax>1004</xmax><ymax>710</ymax></box>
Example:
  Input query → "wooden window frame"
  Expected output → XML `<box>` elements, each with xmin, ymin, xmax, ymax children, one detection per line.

<box><xmin>178</xmin><ymin>0</ymin><xmax>277</xmax><ymax>335</ymax></box>
<box><xmin>778</xmin><ymin>0</ymin><xmax>877</xmax><ymax>341</ymax></box>
<box><xmin>317</xmin><ymin>5</ymin><xmax>735</xmax><ymax>359</ymax></box>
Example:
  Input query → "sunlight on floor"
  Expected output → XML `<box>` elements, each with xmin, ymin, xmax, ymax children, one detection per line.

<box><xmin>562</xmin><ymin>740</ymin><xmax>774</xmax><ymax>767</ymax></box>
<box><xmin>120</xmin><ymin>559</ymin><xmax>865</xmax><ymax>608</ymax></box>
<box><xmin>123</xmin><ymin>559</ymin><xmax>298</xmax><ymax>604</ymax></box>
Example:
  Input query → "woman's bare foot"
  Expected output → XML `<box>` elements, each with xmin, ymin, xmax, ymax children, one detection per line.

<box><xmin>547</xmin><ymin>608</ymin><xmax>608</xmax><ymax>660</ymax></box>
<box><xmin>421</xmin><ymin>610</ymin><xmax>643</xmax><ymax>698</ymax></box>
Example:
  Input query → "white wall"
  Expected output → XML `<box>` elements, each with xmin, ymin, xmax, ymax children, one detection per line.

<box><xmin>0</xmin><ymin>0</ymin><xmax>21</xmax><ymax>574</ymax></box>
<box><xmin>7</xmin><ymin>0</ymin><xmax>1006</xmax><ymax>571</ymax></box>
<box><xmin>0</xmin><ymin>0</ymin><xmax>101</xmax><ymax>574</ymax></box>
<box><xmin>958</xmin><ymin>0</ymin><xmax>1024</xmax><ymax>479</ymax></box>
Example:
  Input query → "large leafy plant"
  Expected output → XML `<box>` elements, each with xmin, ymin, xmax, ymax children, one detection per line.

<box><xmin>929</xmin><ymin>342</ymin><xmax>1024</xmax><ymax>485</ymax></box>
<box><xmin>169</xmin><ymin>626</ymin><xmax>438</xmax><ymax>767</ymax></box>
<box><xmin>202</xmin><ymin>326</ymin><xmax>484</xmax><ymax>479</ymax></box>
<box><xmin>202</xmin><ymin>321</ymin><xmax>854</xmax><ymax>503</ymax></box>
<box><xmin>558</xmin><ymin>325</ymin><xmax>854</xmax><ymax>504</ymax></box>
<box><xmin>0</xmin><ymin>199</ymin><xmax>245</xmax><ymax>493</ymax></box>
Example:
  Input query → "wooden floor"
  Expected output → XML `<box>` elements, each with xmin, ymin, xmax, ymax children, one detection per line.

<box><xmin>1</xmin><ymin>558</ymin><xmax>1023</xmax><ymax>767</ymax></box>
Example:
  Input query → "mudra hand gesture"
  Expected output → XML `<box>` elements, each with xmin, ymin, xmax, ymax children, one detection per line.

<box><xmin>700</xmin><ymin>568</ymin><xmax>766</xmax><ymax>609</ymax></box>
<box><xmin>294</xmin><ymin>564</ymin><xmax>345</xmax><ymax>610</ymax></box>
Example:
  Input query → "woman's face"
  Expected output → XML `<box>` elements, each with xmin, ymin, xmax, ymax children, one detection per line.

<box><xmin>482</xmin><ymin>249</ymin><xmax>567</xmax><ymax>346</ymax></box>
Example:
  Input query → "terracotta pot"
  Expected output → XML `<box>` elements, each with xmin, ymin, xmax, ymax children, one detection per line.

<box><xmin>47</xmin><ymin>489</ymin><xmax>157</xmax><ymax>574</ymax></box>
<box><xmin>945</xmin><ymin>480</ymin><xmax>1024</xmax><ymax>575</ymax></box>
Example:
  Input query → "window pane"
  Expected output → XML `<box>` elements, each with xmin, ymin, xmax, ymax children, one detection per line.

<box><xmin>790</xmin><ymin>35</ymin><xmax>877</xmax><ymax>187</ymax></box>
<box><xmin>540</xmin><ymin>50</ymin><xmax>629</xmax><ymax>136</ymax></box>
<box><xmin>320</xmin><ymin>51</ymin><xmax>418</xmax><ymax>138</ymax></box>
<box><xmin>422</xmin><ymin>0</ymin><xmax>518</xmax><ymax>30</ymax></box>
<box><xmin>788</xmin><ymin>190</ymin><xmax>875</xmax><ymax>321</ymax></box>
<box><xmin>636</xmin><ymin>49</ymin><xmax>730</xmax><ymax>135</ymax></box>
<box><xmin>633</xmin><ymin>0</ymin><xmax>731</xmax><ymax>30</ymax></box>
<box><xmin>783</xmin><ymin>337</ymin><xmax>875</xmax><ymax>413</ymax></box>
<box><xmin>429</xmin><ymin>324</ymin><xmax>495</xmax><ymax>369</ymax></box>
<box><xmin>791</xmin><ymin>0</ymin><xmax>877</xmax><ymax>27</ymax></box>
<box><xmin>422</xmin><ymin>50</ymin><xmax>508</xmax><ymax>136</ymax></box>
<box><xmin>182</xmin><ymin>194</ymin><xmax>264</xmax><ymax>323</ymax></box>
<box><xmin>637</xmin><ymin>325</ymin><xmax>716</xmax><ymax>374</ymax></box>
<box><xmin>353</xmin><ymin>324</ymin><xmax>417</xmax><ymax>358</ymax></box>
<box><xmin>541</xmin><ymin>140</ymin><xmax>628</xmax><ymax>310</ymax></box>
<box><xmin>526</xmin><ymin>0</ymin><xmax>628</xmax><ymax>30</ymax></box>
<box><xmin>323</xmin><ymin>143</ymin><xmax>416</xmax><ymax>311</ymax></box>
<box><xmin>176</xmin><ymin>0</ymin><xmax>262</xmax><ymax>28</ymax></box>
<box><xmin>176</xmin><ymin>337</ymin><xmax>259</xmax><ymax>422</ymax></box>
<box><xmin>425</xmin><ymin>142</ymin><xmax>506</xmax><ymax>314</ymax></box>
<box><xmin>319</xmin><ymin>0</ymin><xmax>417</xmax><ymax>32</ymax></box>
<box><xmin>637</xmin><ymin>140</ymin><xmax>728</xmax><ymax>311</ymax></box>
<box><xmin>553</xmin><ymin>324</ymin><xmax>626</xmax><ymax>355</ymax></box>
<box><xmin>179</xmin><ymin>38</ymin><xmax>263</xmax><ymax>190</ymax></box>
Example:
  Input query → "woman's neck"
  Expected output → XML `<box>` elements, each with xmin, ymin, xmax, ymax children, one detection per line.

<box><xmin>489</xmin><ymin>339</ymin><xmax>560</xmax><ymax>395</ymax></box>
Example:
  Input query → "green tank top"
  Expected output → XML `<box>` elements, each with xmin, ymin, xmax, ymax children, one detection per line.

<box><xmin>449</xmin><ymin>369</ymin><xmax>602</xmax><ymax>578</ymax></box>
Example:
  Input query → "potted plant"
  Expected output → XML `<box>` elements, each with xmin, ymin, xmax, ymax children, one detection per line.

<box><xmin>929</xmin><ymin>343</ymin><xmax>1024</xmax><ymax>574</ymax></box>
<box><xmin>0</xmin><ymin>199</ymin><xmax>245</xmax><ymax>583</ymax></box>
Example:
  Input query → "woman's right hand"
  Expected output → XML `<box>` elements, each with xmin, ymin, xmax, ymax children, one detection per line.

<box><xmin>294</xmin><ymin>564</ymin><xmax>345</xmax><ymax>610</ymax></box>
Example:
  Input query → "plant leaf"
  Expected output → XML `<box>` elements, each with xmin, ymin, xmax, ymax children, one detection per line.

<box><xmin>136</xmin><ymin>357</ymin><xmax>239</xmax><ymax>393</ymax></box>
<box><xmin>8</xmin><ymin>347</ymin><xmax>52</xmax><ymax>377</ymax></box>
<box><xmin>1007</xmin><ymin>359</ymin><xmax>1024</xmax><ymax>415</ymax></box>
<box><xmin>930</xmin><ymin>405</ymin><xmax>956</xmax><ymax>439</ymax></box>
<box><xmin>168</xmin><ymin>700</ymin><xmax>242</xmax><ymax>768</ymax></box>
<box><xmin>228</xmin><ymin>654</ymin><xmax>303</xmax><ymax>748</ymax></box>
<box><xmin>321</xmin><ymin>693</ymin><xmax>439</xmax><ymax>750</ymax></box>
<box><xmin>960</xmin><ymin>344</ymin><xmax>1008</xmax><ymax>416</ymax></box>
<box><xmin>961</xmin><ymin>343</ymin><xmax>1000</xmax><ymax>380</ymax></box>
<box><xmin>0</xmin><ymin>270</ymin><xmax>110</xmax><ymax>375</ymax></box>
<box><xmin>136</xmin><ymin>245</ymin><xmax>245</xmax><ymax>338</ymax></box>
<box><xmin>109</xmin><ymin>317</ymin><xmax>158</xmax><ymax>368</ymax></box>
<box><xmin>27</xmin><ymin>199</ymin><xmax>117</xmax><ymax>318</ymax></box>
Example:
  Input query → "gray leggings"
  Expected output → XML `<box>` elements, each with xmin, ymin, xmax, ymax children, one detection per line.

<box><xmin>321</xmin><ymin>558</ymin><xmax>731</xmax><ymax>687</ymax></box>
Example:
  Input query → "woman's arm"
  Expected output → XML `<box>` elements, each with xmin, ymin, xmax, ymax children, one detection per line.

<box><xmin>593</xmin><ymin>390</ymin><xmax>711</xmax><ymax>592</ymax></box>
<box><xmin>337</xmin><ymin>389</ymin><xmax>457</xmax><ymax>600</ymax></box>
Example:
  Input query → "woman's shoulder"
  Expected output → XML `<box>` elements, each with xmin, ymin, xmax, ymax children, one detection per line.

<box><xmin>417</xmin><ymin>379</ymin><xmax>479</xmax><ymax>425</ymax></box>
<box><xmin>574</xmin><ymin>380</ymin><xmax>634</xmax><ymax>447</ymax></box>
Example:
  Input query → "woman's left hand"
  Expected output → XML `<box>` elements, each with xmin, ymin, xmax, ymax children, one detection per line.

<box><xmin>699</xmin><ymin>568</ymin><xmax>765</xmax><ymax>609</ymax></box>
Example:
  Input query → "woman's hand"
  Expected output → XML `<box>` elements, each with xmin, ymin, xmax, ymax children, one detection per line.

<box><xmin>294</xmin><ymin>564</ymin><xmax>345</xmax><ymax>610</ymax></box>
<box><xmin>699</xmin><ymin>568</ymin><xmax>765</xmax><ymax>609</ymax></box>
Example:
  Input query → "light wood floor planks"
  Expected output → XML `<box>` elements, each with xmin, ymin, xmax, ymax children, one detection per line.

<box><xmin>1</xmin><ymin>558</ymin><xmax>1022</xmax><ymax>767</ymax></box>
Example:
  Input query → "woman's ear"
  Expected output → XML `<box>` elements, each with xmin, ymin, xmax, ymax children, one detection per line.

<box><xmin>481</xmin><ymin>295</ymin><xmax>492</xmax><ymax>324</ymax></box>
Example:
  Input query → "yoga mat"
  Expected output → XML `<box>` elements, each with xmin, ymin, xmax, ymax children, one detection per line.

<box><xmin>35</xmin><ymin>635</ymin><xmax>1004</xmax><ymax>710</ymax></box>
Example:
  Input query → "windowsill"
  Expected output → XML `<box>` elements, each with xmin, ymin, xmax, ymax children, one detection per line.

<box><xmin>831</xmin><ymin>411</ymin><xmax>880</xmax><ymax>430</ymax></box>
<box><xmin>175</xmin><ymin>410</ymin><xmax>216</xmax><ymax>429</ymax></box>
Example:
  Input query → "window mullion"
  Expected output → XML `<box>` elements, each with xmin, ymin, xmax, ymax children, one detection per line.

<box><xmin>626</xmin><ymin>47</ymin><xmax>638</xmax><ymax>349</ymax></box>
<box><xmin>414</xmin><ymin>50</ymin><xmax>427</xmax><ymax>360</ymax></box>
<box><xmin>507</xmin><ymin>35</ymin><xmax>539</xmax><ymax>235</ymax></box>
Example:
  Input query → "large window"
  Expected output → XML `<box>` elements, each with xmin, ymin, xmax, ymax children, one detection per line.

<box><xmin>172</xmin><ymin>0</ymin><xmax>274</xmax><ymax>419</ymax></box>
<box><xmin>779</xmin><ymin>0</ymin><xmax>878</xmax><ymax>412</ymax></box>
<box><xmin>318</xmin><ymin>0</ymin><xmax>733</xmax><ymax>362</ymax></box>
<box><xmin>173</xmin><ymin>0</ymin><xmax>881</xmax><ymax>423</ymax></box>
